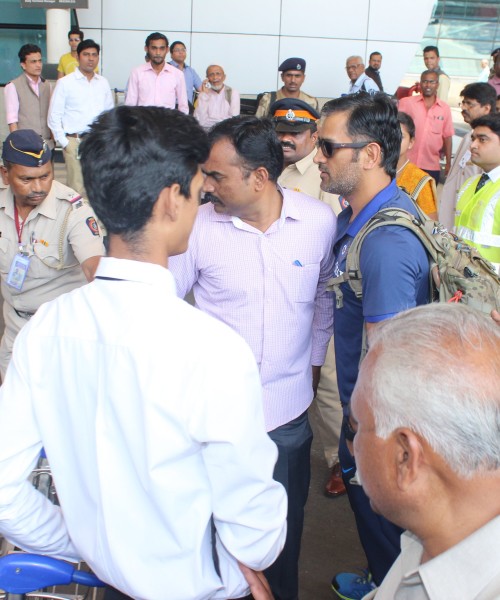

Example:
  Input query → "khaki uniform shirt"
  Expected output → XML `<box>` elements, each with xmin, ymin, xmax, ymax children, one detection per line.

<box><xmin>278</xmin><ymin>149</ymin><xmax>342</xmax><ymax>215</ymax></box>
<box><xmin>255</xmin><ymin>89</ymin><xmax>319</xmax><ymax>118</ymax></box>
<box><xmin>0</xmin><ymin>180</ymin><xmax>105</xmax><ymax>313</ymax></box>
<box><xmin>439</xmin><ymin>131</ymin><xmax>481</xmax><ymax>231</ymax></box>
<box><xmin>363</xmin><ymin>516</ymin><xmax>500</xmax><ymax>600</ymax></box>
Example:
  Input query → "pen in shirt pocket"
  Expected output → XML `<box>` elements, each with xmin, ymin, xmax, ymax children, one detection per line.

<box><xmin>293</xmin><ymin>260</ymin><xmax>303</xmax><ymax>267</ymax></box>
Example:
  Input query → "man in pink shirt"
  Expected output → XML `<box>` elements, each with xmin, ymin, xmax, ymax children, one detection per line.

<box><xmin>4</xmin><ymin>44</ymin><xmax>54</xmax><ymax>150</ymax></box>
<box><xmin>169</xmin><ymin>116</ymin><xmax>336</xmax><ymax>600</ymax></box>
<box><xmin>125</xmin><ymin>32</ymin><xmax>188</xmax><ymax>114</ymax></box>
<box><xmin>194</xmin><ymin>64</ymin><xmax>240</xmax><ymax>130</ymax></box>
<box><xmin>399</xmin><ymin>70</ymin><xmax>454</xmax><ymax>186</ymax></box>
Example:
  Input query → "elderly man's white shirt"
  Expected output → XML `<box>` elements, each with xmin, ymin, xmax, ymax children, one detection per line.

<box><xmin>0</xmin><ymin>257</ymin><xmax>287</xmax><ymax>600</ymax></box>
<box><xmin>364</xmin><ymin>516</ymin><xmax>500</xmax><ymax>599</ymax></box>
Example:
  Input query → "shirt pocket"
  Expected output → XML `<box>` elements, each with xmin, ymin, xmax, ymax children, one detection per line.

<box><xmin>30</xmin><ymin>244</ymin><xmax>63</xmax><ymax>278</ymax></box>
<box><xmin>430</xmin><ymin>118</ymin><xmax>445</xmax><ymax>135</ymax></box>
<box><xmin>0</xmin><ymin>238</ymin><xmax>16</xmax><ymax>275</ymax></box>
<box><xmin>294</xmin><ymin>263</ymin><xmax>320</xmax><ymax>303</ymax></box>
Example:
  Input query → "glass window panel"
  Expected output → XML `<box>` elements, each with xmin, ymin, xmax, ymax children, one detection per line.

<box><xmin>0</xmin><ymin>30</ymin><xmax>47</xmax><ymax>85</ymax></box>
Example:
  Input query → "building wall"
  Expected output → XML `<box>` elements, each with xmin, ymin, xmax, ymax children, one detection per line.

<box><xmin>77</xmin><ymin>0</ymin><xmax>435</xmax><ymax>96</ymax></box>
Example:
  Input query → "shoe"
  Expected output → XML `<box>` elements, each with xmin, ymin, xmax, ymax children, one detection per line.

<box><xmin>331</xmin><ymin>570</ymin><xmax>376</xmax><ymax>600</ymax></box>
<box><xmin>324</xmin><ymin>462</ymin><xmax>347</xmax><ymax>497</ymax></box>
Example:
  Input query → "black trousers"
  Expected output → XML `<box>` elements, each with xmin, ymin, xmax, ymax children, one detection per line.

<box><xmin>264</xmin><ymin>411</ymin><xmax>313</xmax><ymax>600</ymax></box>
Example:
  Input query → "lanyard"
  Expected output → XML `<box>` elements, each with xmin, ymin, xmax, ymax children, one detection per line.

<box><xmin>13</xmin><ymin>204</ymin><xmax>25</xmax><ymax>245</ymax></box>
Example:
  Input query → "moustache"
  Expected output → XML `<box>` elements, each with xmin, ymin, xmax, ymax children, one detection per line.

<box><xmin>27</xmin><ymin>193</ymin><xmax>47</xmax><ymax>200</ymax></box>
<box><xmin>281</xmin><ymin>142</ymin><xmax>296</xmax><ymax>150</ymax></box>
<box><xmin>204</xmin><ymin>192</ymin><xmax>223</xmax><ymax>205</ymax></box>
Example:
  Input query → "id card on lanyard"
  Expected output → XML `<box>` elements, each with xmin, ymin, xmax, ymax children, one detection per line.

<box><xmin>6</xmin><ymin>204</ymin><xmax>31</xmax><ymax>291</ymax></box>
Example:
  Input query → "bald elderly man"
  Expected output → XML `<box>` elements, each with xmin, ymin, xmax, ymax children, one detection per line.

<box><xmin>194</xmin><ymin>65</ymin><xmax>240</xmax><ymax>130</ymax></box>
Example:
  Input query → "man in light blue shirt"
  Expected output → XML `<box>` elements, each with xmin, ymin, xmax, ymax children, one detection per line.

<box><xmin>345</xmin><ymin>55</ymin><xmax>379</xmax><ymax>95</ymax></box>
<box><xmin>168</xmin><ymin>41</ymin><xmax>202</xmax><ymax>105</ymax></box>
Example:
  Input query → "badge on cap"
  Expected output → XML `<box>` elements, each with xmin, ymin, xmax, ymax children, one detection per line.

<box><xmin>286</xmin><ymin>109</ymin><xmax>296</xmax><ymax>120</ymax></box>
<box><xmin>296</xmin><ymin>63</ymin><xmax>302</xmax><ymax>70</ymax></box>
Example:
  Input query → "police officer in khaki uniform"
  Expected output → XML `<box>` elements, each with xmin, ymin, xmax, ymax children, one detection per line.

<box><xmin>0</xmin><ymin>130</ymin><xmax>105</xmax><ymax>378</ymax></box>
<box><xmin>272</xmin><ymin>98</ymin><xmax>347</xmax><ymax>498</ymax></box>
<box><xmin>256</xmin><ymin>57</ymin><xmax>319</xmax><ymax>118</ymax></box>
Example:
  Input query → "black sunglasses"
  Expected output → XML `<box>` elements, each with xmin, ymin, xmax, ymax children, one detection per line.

<box><xmin>316</xmin><ymin>139</ymin><xmax>371</xmax><ymax>158</ymax></box>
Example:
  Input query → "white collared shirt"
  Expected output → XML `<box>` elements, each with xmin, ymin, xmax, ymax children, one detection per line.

<box><xmin>364</xmin><ymin>517</ymin><xmax>500</xmax><ymax>599</ymax></box>
<box><xmin>48</xmin><ymin>68</ymin><xmax>114</xmax><ymax>147</ymax></box>
<box><xmin>0</xmin><ymin>257</ymin><xmax>287</xmax><ymax>599</ymax></box>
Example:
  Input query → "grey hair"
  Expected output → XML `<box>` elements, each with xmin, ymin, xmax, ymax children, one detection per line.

<box><xmin>346</xmin><ymin>55</ymin><xmax>364</xmax><ymax>66</ymax></box>
<box><xmin>362</xmin><ymin>304</ymin><xmax>500</xmax><ymax>478</ymax></box>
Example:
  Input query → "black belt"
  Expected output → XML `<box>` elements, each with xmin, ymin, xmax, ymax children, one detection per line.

<box><xmin>14</xmin><ymin>308</ymin><xmax>35</xmax><ymax>320</ymax></box>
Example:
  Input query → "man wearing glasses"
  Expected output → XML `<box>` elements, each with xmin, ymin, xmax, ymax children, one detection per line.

<box><xmin>439</xmin><ymin>82</ymin><xmax>497</xmax><ymax>230</ymax></box>
<box><xmin>345</xmin><ymin>56</ymin><xmax>379</xmax><ymax>96</ymax></box>
<box><xmin>398</xmin><ymin>70</ymin><xmax>454</xmax><ymax>186</ymax></box>
<box><xmin>314</xmin><ymin>94</ymin><xmax>430</xmax><ymax>600</ymax></box>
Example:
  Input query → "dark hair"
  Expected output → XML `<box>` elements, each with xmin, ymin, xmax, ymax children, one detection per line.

<box><xmin>423</xmin><ymin>45</ymin><xmax>440</xmax><ymax>56</ymax></box>
<box><xmin>470</xmin><ymin>114</ymin><xmax>500</xmax><ymax>137</ymax></box>
<box><xmin>321</xmin><ymin>93</ymin><xmax>401</xmax><ymax>178</ymax></box>
<box><xmin>68</xmin><ymin>28</ymin><xmax>84</xmax><ymax>40</ymax></box>
<box><xmin>208</xmin><ymin>117</ymin><xmax>284</xmax><ymax>182</ymax></box>
<box><xmin>145</xmin><ymin>32</ymin><xmax>168</xmax><ymax>48</ymax></box>
<box><xmin>397</xmin><ymin>112</ymin><xmax>416</xmax><ymax>139</ymax></box>
<box><xmin>77</xmin><ymin>39</ymin><xmax>100</xmax><ymax>56</ymax></box>
<box><xmin>369</xmin><ymin>51</ymin><xmax>382</xmax><ymax>59</ymax></box>
<box><xmin>420</xmin><ymin>69</ymin><xmax>438</xmax><ymax>80</ymax></box>
<box><xmin>79</xmin><ymin>106</ymin><xmax>209</xmax><ymax>238</ymax></box>
<box><xmin>460</xmin><ymin>82</ymin><xmax>497</xmax><ymax>113</ymax></box>
<box><xmin>170</xmin><ymin>41</ymin><xmax>186</xmax><ymax>52</ymax></box>
<box><xmin>18</xmin><ymin>44</ymin><xmax>41</xmax><ymax>63</ymax></box>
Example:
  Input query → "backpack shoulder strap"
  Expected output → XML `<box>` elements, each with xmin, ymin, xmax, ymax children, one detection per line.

<box><xmin>410</xmin><ymin>173</ymin><xmax>434</xmax><ymax>202</ymax></box>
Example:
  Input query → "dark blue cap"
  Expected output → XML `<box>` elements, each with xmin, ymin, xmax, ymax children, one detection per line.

<box><xmin>2</xmin><ymin>130</ymin><xmax>51</xmax><ymax>167</ymax></box>
<box><xmin>279</xmin><ymin>57</ymin><xmax>306</xmax><ymax>73</ymax></box>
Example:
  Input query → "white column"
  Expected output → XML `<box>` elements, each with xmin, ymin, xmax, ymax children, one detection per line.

<box><xmin>46</xmin><ymin>8</ymin><xmax>71</xmax><ymax>64</ymax></box>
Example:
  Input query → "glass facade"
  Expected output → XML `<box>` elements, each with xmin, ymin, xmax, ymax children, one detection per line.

<box><xmin>408</xmin><ymin>0</ymin><xmax>500</xmax><ymax>77</ymax></box>
<box><xmin>0</xmin><ymin>0</ymin><xmax>77</xmax><ymax>84</ymax></box>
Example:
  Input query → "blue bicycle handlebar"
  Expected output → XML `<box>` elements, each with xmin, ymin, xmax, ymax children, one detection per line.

<box><xmin>0</xmin><ymin>553</ymin><xmax>105</xmax><ymax>593</ymax></box>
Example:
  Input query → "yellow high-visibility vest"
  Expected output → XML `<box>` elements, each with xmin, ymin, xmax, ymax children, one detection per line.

<box><xmin>455</xmin><ymin>174</ymin><xmax>500</xmax><ymax>273</ymax></box>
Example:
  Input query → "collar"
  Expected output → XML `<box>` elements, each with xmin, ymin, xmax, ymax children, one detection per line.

<box><xmin>484</xmin><ymin>164</ymin><xmax>500</xmax><ymax>182</ymax></box>
<box><xmin>413</xmin><ymin>94</ymin><xmax>445</xmax><ymax>108</ymax></box>
<box><xmin>168</xmin><ymin>59</ymin><xmax>186</xmax><ymax>70</ymax></box>
<box><xmin>96</xmin><ymin>256</ymin><xmax>176</xmax><ymax>292</ymax></box>
<box><xmin>345</xmin><ymin>179</ymin><xmax>398</xmax><ymax>236</ymax></box>
<box><xmin>0</xmin><ymin>183</ymin><xmax>58</xmax><ymax>221</ymax></box>
<box><xmin>143</xmin><ymin>62</ymin><xmax>173</xmax><ymax>74</ymax></box>
<box><xmin>207</xmin><ymin>185</ymin><xmax>302</xmax><ymax>229</ymax></box>
<box><xmin>24</xmin><ymin>73</ymin><xmax>41</xmax><ymax>86</ymax></box>
<box><xmin>288</xmin><ymin>148</ymin><xmax>317</xmax><ymax>176</ymax></box>
<box><xmin>400</xmin><ymin>517</ymin><xmax>500</xmax><ymax>600</ymax></box>
<box><xmin>75</xmin><ymin>68</ymin><xmax>98</xmax><ymax>82</ymax></box>
<box><xmin>353</xmin><ymin>73</ymin><xmax>367</xmax><ymax>85</ymax></box>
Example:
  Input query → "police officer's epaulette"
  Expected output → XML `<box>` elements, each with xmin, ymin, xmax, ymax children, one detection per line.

<box><xmin>67</xmin><ymin>194</ymin><xmax>84</xmax><ymax>209</ymax></box>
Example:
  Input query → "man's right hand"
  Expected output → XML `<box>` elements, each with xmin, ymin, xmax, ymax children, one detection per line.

<box><xmin>238</xmin><ymin>563</ymin><xmax>274</xmax><ymax>600</ymax></box>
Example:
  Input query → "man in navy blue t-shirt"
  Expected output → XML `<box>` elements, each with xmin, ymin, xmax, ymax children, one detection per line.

<box><xmin>314</xmin><ymin>93</ymin><xmax>430</xmax><ymax>600</ymax></box>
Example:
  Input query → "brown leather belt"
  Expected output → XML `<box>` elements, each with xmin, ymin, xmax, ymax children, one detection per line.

<box><xmin>66</xmin><ymin>133</ymin><xmax>82</xmax><ymax>138</ymax></box>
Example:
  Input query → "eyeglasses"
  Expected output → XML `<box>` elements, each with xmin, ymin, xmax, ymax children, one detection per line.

<box><xmin>459</xmin><ymin>100</ymin><xmax>480</xmax><ymax>109</ymax></box>
<box><xmin>346</xmin><ymin>64</ymin><xmax>363</xmax><ymax>71</ymax></box>
<box><xmin>316</xmin><ymin>139</ymin><xmax>371</xmax><ymax>158</ymax></box>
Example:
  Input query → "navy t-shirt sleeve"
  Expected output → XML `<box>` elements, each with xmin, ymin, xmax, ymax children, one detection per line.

<box><xmin>360</xmin><ymin>225</ymin><xmax>429</xmax><ymax>323</ymax></box>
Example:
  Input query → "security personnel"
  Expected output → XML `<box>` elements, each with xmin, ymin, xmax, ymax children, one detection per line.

<box><xmin>272</xmin><ymin>97</ymin><xmax>346</xmax><ymax>499</ymax></box>
<box><xmin>256</xmin><ymin>57</ymin><xmax>319</xmax><ymax>117</ymax></box>
<box><xmin>0</xmin><ymin>130</ymin><xmax>105</xmax><ymax>378</ymax></box>
<box><xmin>455</xmin><ymin>114</ymin><xmax>500</xmax><ymax>274</ymax></box>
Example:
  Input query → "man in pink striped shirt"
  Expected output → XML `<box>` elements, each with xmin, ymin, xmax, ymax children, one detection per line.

<box><xmin>169</xmin><ymin>116</ymin><xmax>336</xmax><ymax>600</ymax></box>
<box><xmin>125</xmin><ymin>32</ymin><xmax>188</xmax><ymax>114</ymax></box>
